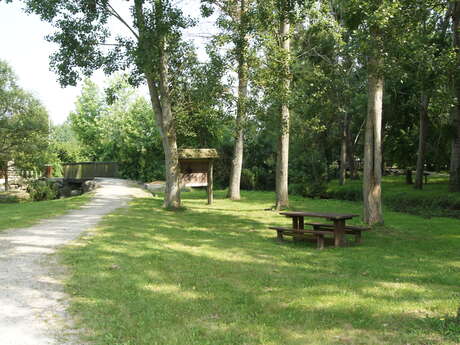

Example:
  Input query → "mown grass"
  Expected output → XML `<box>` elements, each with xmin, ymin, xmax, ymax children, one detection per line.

<box><xmin>0</xmin><ymin>193</ymin><xmax>92</xmax><ymax>231</ymax></box>
<box><xmin>327</xmin><ymin>175</ymin><xmax>460</xmax><ymax>218</ymax></box>
<box><xmin>61</xmin><ymin>190</ymin><xmax>460</xmax><ymax>345</ymax></box>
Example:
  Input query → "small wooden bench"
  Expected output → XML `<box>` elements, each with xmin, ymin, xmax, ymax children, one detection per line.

<box><xmin>269</xmin><ymin>222</ymin><xmax>370</xmax><ymax>249</ymax></box>
<box><xmin>304</xmin><ymin>222</ymin><xmax>371</xmax><ymax>244</ymax></box>
<box><xmin>269</xmin><ymin>226</ymin><xmax>333</xmax><ymax>249</ymax></box>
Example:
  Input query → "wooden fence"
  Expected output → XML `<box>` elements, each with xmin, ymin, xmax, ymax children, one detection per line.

<box><xmin>63</xmin><ymin>162</ymin><xmax>119</xmax><ymax>180</ymax></box>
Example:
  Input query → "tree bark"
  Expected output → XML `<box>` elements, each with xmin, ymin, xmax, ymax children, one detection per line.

<box><xmin>146</xmin><ymin>77</ymin><xmax>181</xmax><ymax>208</ymax></box>
<box><xmin>339</xmin><ymin>113</ymin><xmax>348</xmax><ymax>185</ymax></box>
<box><xmin>275</xmin><ymin>19</ymin><xmax>291</xmax><ymax>210</ymax></box>
<box><xmin>2</xmin><ymin>162</ymin><xmax>9</xmax><ymax>192</ymax></box>
<box><xmin>228</xmin><ymin>0</ymin><xmax>248</xmax><ymax>201</ymax></box>
<box><xmin>450</xmin><ymin>1</ymin><xmax>460</xmax><ymax>192</ymax></box>
<box><xmin>405</xmin><ymin>168</ymin><xmax>413</xmax><ymax>184</ymax></box>
<box><xmin>363</xmin><ymin>55</ymin><xmax>384</xmax><ymax>225</ymax></box>
<box><xmin>415</xmin><ymin>93</ymin><xmax>429</xmax><ymax>189</ymax></box>
<box><xmin>136</xmin><ymin>0</ymin><xmax>181</xmax><ymax>208</ymax></box>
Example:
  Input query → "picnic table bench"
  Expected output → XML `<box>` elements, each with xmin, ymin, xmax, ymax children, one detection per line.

<box><xmin>269</xmin><ymin>211</ymin><xmax>370</xmax><ymax>249</ymax></box>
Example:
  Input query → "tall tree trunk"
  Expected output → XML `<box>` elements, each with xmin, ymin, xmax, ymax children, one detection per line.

<box><xmin>136</xmin><ymin>0</ymin><xmax>181</xmax><ymax>208</ymax></box>
<box><xmin>3</xmin><ymin>162</ymin><xmax>9</xmax><ymax>192</ymax></box>
<box><xmin>146</xmin><ymin>77</ymin><xmax>181</xmax><ymax>209</ymax></box>
<box><xmin>228</xmin><ymin>0</ymin><xmax>248</xmax><ymax>201</ymax></box>
<box><xmin>159</xmin><ymin>39</ymin><xmax>181</xmax><ymax>208</ymax></box>
<box><xmin>339</xmin><ymin>113</ymin><xmax>348</xmax><ymax>185</ymax></box>
<box><xmin>415</xmin><ymin>93</ymin><xmax>429</xmax><ymax>189</ymax></box>
<box><xmin>275</xmin><ymin>19</ymin><xmax>291</xmax><ymax>210</ymax></box>
<box><xmin>450</xmin><ymin>1</ymin><xmax>460</xmax><ymax>191</ymax></box>
<box><xmin>363</xmin><ymin>55</ymin><xmax>384</xmax><ymax>225</ymax></box>
<box><xmin>159</xmin><ymin>104</ymin><xmax>181</xmax><ymax>209</ymax></box>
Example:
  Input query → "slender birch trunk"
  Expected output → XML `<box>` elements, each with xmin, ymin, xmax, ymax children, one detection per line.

<box><xmin>450</xmin><ymin>1</ymin><xmax>460</xmax><ymax>191</ymax></box>
<box><xmin>3</xmin><ymin>162</ymin><xmax>9</xmax><ymax>192</ymax></box>
<box><xmin>363</xmin><ymin>55</ymin><xmax>384</xmax><ymax>225</ymax></box>
<box><xmin>228</xmin><ymin>0</ymin><xmax>248</xmax><ymax>200</ymax></box>
<box><xmin>346</xmin><ymin>125</ymin><xmax>357</xmax><ymax>180</ymax></box>
<box><xmin>339</xmin><ymin>113</ymin><xmax>348</xmax><ymax>185</ymax></box>
<box><xmin>275</xmin><ymin>19</ymin><xmax>291</xmax><ymax>210</ymax></box>
<box><xmin>415</xmin><ymin>93</ymin><xmax>429</xmax><ymax>189</ymax></box>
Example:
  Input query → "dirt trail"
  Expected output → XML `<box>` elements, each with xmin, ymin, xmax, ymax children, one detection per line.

<box><xmin>0</xmin><ymin>178</ymin><xmax>151</xmax><ymax>345</ymax></box>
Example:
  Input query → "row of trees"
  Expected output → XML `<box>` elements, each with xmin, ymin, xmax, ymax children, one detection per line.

<box><xmin>59</xmin><ymin>67</ymin><xmax>229</xmax><ymax>181</ymax></box>
<box><xmin>6</xmin><ymin>0</ymin><xmax>460</xmax><ymax>224</ymax></box>
<box><xmin>0</xmin><ymin>60</ymin><xmax>50</xmax><ymax>191</ymax></box>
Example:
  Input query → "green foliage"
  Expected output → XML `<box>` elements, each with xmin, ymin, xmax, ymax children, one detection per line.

<box><xmin>27</xmin><ymin>180</ymin><xmax>59</xmax><ymax>201</ymax></box>
<box><xmin>170</xmin><ymin>44</ymin><xmax>232</xmax><ymax>149</ymax></box>
<box><xmin>289</xmin><ymin>150</ymin><xmax>329</xmax><ymax>198</ymax></box>
<box><xmin>68</xmin><ymin>76</ymin><xmax>164</xmax><ymax>182</ymax></box>
<box><xmin>48</xmin><ymin>121</ymin><xmax>88</xmax><ymax>176</ymax></box>
<box><xmin>6</xmin><ymin>0</ymin><xmax>456</xmax><ymax>202</ymax></box>
<box><xmin>69</xmin><ymin>79</ymin><xmax>106</xmax><ymax>160</ymax></box>
<box><xmin>240</xmin><ymin>168</ymin><xmax>255</xmax><ymax>190</ymax></box>
<box><xmin>69</xmin><ymin>58</ymin><xmax>231</xmax><ymax>182</ymax></box>
<box><xmin>0</xmin><ymin>60</ymin><xmax>51</xmax><ymax>180</ymax></box>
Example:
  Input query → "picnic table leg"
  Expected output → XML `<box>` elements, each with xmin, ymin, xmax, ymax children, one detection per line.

<box><xmin>333</xmin><ymin>219</ymin><xmax>346</xmax><ymax>247</ymax></box>
<box><xmin>292</xmin><ymin>216</ymin><xmax>303</xmax><ymax>242</ymax></box>
<box><xmin>316</xmin><ymin>234</ymin><xmax>325</xmax><ymax>250</ymax></box>
<box><xmin>292</xmin><ymin>217</ymin><xmax>299</xmax><ymax>230</ymax></box>
<box><xmin>276</xmin><ymin>230</ymin><xmax>284</xmax><ymax>241</ymax></box>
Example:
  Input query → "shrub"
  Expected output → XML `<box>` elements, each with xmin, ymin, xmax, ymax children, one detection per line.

<box><xmin>325</xmin><ymin>177</ymin><xmax>460</xmax><ymax>218</ymax></box>
<box><xmin>240</xmin><ymin>168</ymin><xmax>256</xmax><ymax>190</ymax></box>
<box><xmin>326</xmin><ymin>184</ymin><xmax>362</xmax><ymax>201</ymax></box>
<box><xmin>0</xmin><ymin>193</ymin><xmax>21</xmax><ymax>203</ymax></box>
<box><xmin>289</xmin><ymin>177</ymin><xmax>328</xmax><ymax>198</ymax></box>
<box><xmin>252</xmin><ymin>166</ymin><xmax>275</xmax><ymax>191</ymax></box>
<box><xmin>27</xmin><ymin>180</ymin><xmax>59</xmax><ymax>201</ymax></box>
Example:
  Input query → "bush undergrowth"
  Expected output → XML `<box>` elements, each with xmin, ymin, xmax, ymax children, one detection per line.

<box><xmin>326</xmin><ymin>175</ymin><xmax>460</xmax><ymax>218</ymax></box>
<box><xmin>27</xmin><ymin>180</ymin><xmax>59</xmax><ymax>201</ymax></box>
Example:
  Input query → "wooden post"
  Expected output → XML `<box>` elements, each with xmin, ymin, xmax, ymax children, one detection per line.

<box><xmin>317</xmin><ymin>235</ymin><xmax>325</xmax><ymax>250</ymax></box>
<box><xmin>292</xmin><ymin>217</ymin><xmax>299</xmax><ymax>230</ymax></box>
<box><xmin>333</xmin><ymin>219</ymin><xmax>346</xmax><ymax>247</ymax></box>
<box><xmin>207</xmin><ymin>160</ymin><xmax>214</xmax><ymax>205</ymax></box>
<box><xmin>44</xmin><ymin>165</ymin><xmax>53</xmax><ymax>178</ymax></box>
<box><xmin>277</xmin><ymin>230</ymin><xmax>284</xmax><ymax>241</ymax></box>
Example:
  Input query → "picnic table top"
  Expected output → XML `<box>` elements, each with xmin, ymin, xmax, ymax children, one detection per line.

<box><xmin>279</xmin><ymin>211</ymin><xmax>359</xmax><ymax>221</ymax></box>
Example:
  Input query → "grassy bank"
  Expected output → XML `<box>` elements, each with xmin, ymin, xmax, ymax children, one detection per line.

<box><xmin>61</xmin><ymin>190</ymin><xmax>459</xmax><ymax>345</ymax></box>
<box><xmin>0</xmin><ymin>193</ymin><xmax>91</xmax><ymax>231</ymax></box>
<box><xmin>326</xmin><ymin>175</ymin><xmax>460</xmax><ymax>218</ymax></box>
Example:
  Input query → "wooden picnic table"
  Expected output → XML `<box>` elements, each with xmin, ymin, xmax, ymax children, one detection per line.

<box><xmin>279</xmin><ymin>211</ymin><xmax>360</xmax><ymax>248</ymax></box>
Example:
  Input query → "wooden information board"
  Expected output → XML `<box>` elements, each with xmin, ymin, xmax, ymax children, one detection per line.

<box><xmin>179</xmin><ymin>149</ymin><xmax>218</xmax><ymax>204</ymax></box>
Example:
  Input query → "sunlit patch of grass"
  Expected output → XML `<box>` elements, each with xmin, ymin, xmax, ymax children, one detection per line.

<box><xmin>61</xmin><ymin>190</ymin><xmax>460</xmax><ymax>345</ymax></box>
<box><xmin>0</xmin><ymin>193</ymin><xmax>92</xmax><ymax>231</ymax></box>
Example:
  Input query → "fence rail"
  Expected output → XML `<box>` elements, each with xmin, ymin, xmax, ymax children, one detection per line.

<box><xmin>63</xmin><ymin>162</ymin><xmax>119</xmax><ymax>180</ymax></box>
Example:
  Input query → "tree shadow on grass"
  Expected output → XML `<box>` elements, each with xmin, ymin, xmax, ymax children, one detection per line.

<box><xmin>61</xmin><ymin>196</ymin><xmax>460</xmax><ymax>345</ymax></box>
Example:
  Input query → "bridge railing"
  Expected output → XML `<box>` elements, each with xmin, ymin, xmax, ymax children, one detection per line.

<box><xmin>63</xmin><ymin>162</ymin><xmax>119</xmax><ymax>180</ymax></box>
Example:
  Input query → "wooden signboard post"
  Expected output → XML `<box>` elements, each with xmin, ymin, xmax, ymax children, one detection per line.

<box><xmin>178</xmin><ymin>149</ymin><xmax>219</xmax><ymax>205</ymax></box>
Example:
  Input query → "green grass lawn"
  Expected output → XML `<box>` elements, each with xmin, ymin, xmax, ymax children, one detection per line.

<box><xmin>0</xmin><ymin>193</ymin><xmax>91</xmax><ymax>231</ymax></box>
<box><xmin>61</xmin><ymin>190</ymin><xmax>460</xmax><ymax>345</ymax></box>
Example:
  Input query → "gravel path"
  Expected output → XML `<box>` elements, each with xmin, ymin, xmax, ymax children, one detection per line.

<box><xmin>0</xmin><ymin>178</ymin><xmax>151</xmax><ymax>345</ymax></box>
